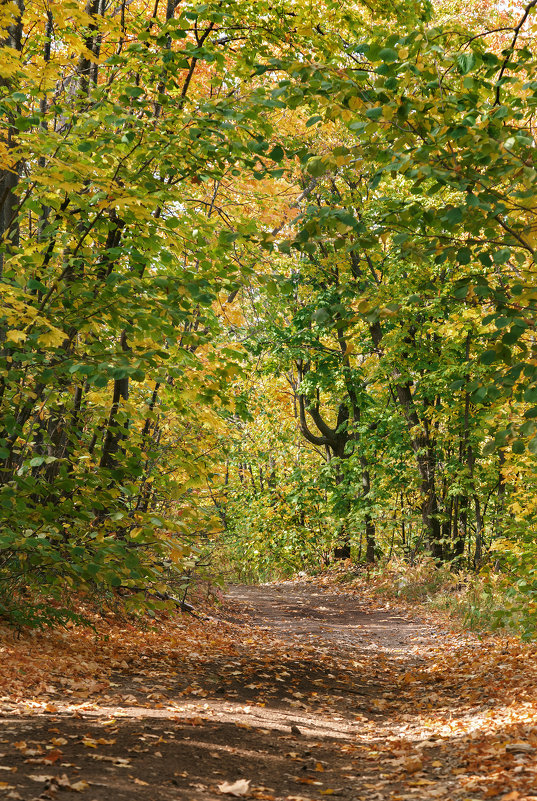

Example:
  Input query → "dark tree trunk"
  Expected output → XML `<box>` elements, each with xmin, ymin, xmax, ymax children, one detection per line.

<box><xmin>100</xmin><ymin>331</ymin><xmax>130</xmax><ymax>470</ymax></box>
<box><xmin>394</xmin><ymin>381</ymin><xmax>442</xmax><ymax>559</ymax></box>
<box><xmin>362</xmin><ymin>464</ymin><xmax>375</xmax><ymax>563</ymax></box>
<box><xmin>473</xmin><ymin>494</ymin><xmax>484</xmax><ymax>567</ymax></box>
<box><xmin>453</xmin><ymin>496</ymin><xmax>466</xmax><ymax>565</ymax></box>
<box><xmin>0</xmin><ymin>0</ymin><xmax>24</xmax><ymax>275</ymax></box>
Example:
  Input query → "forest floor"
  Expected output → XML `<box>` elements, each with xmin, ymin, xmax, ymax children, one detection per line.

<box><xmin>1</xmin><ymin>580</ymin><xmax>537</xmax><ymax>801</ymax></box>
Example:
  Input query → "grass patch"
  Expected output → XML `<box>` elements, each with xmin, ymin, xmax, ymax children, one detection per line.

<box><xmin>311</xmin><ymin>557</ymin><xmax>528</xmax><ymax>636</ymax></box>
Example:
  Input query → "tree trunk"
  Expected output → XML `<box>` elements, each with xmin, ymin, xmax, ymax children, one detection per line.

<box><xmin>453</xmin><ymin>496</ymin><xmax>466</xmax><ymax>565</ymax></box>
<box><xmin>362</xmin><ymin>463</ymin><xmax>375</xmax><ymax>563</ymax></box>
<box><xmin>100</xmin><ymin>331</ymin><xmax>130</xmax><ymax>470</ymax></box>
<box><xmin>473</xmin><ymin>494</ymin><xmax>484</xmax><ymax>567</ymax></box>
<box><xmin>0</xmin><ymin>0</ymin><xmax>24</xmax><ymax>274</ymax></box>
<box><xmin>394</xmin><ymin>382</ymin><xmax>442</xmax><ymax>558</ymax></box>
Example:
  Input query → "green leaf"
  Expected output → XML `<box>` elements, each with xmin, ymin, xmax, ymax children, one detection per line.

<box><xmin>444</xmin><ymin>206</ymin><xmax>463</xmax><ymax>226</ymax></box>
<box><xmin>312</xmin><ymin>308</ymin><xmax>330</xmax><ymax>324</ymax></box>
<box><xmin>365</xmin><ymin>106</ymin><xmax>383</xmax><ymax>120</ymax></box>
<box><xmin>502</xmin><ymin>326</ymin><xmax>524</xmax><ymax>345</ymax></box>
<box><xmin>124</xmin><ymin>86</ymin><xmax>144</xmax><ymax>98</ymax></box>
<box><xmin>378</xmin><ymin>47</ymin><xmax>398</xmax><ymax>63</ymax></box>
<box><xmin>268</xmin><ymin>145</ymin><xmax>284</xmax><ymax>162</ymax></box>
<box><xmin>493</xmin><ymin>248</ymin><xmax>511</xmax><ymax>264</ymax></box>
<box><xmin>520</xmin><ymin>420</ymin><xmax>535</xmax><ymax>437</ymax></box>
<box><xmin>480</xmin><ymin>350</ymin><xmax>497</xmax><ymax>365</ymax></box>
<box><xmin>306</xmin><ymin>157</ymin><xmax>329</xmax><ymax>177</ymax></box>
<box><xmin>481</xmin><ymin>440</ymin><xmax>496</xmax><ymax>456</ymax></box>
<box><xmin>453</xmin><ymin>283</ymin><xmax>470</xmax><ymax>299</ymax></box>
<box><xmin>524</xmin><ymin>387</ymin><xmax>537</xmax><ymax>403</ymax></box>
<box><xmin>529</xmin><ymin>437</ymin><xmax>537</xmax><ymax>455</ymax></box>
<box><xmin>456</xmin><ymin>53</ymin><xmax>476</xmax><ymax>75</ymax></box>
<box><xmin>456</xmin><ymin>247</ymin><xmax>471</xmax><ymax>265</ymax></box>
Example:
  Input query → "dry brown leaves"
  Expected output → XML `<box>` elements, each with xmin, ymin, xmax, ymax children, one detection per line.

<box><xmin>1</xmin><ymin>581</ymin><xmax>537</xmax><ymax>801</ymax></box>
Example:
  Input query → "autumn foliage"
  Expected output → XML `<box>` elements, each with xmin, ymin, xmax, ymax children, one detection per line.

<box><xmin>3</xmin><ymin>0</ymin><xmax>537</xmax><ymax>638</ymax></box>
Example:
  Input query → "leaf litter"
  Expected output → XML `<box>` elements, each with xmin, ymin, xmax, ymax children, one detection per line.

<box><xmin>0</xmin><ymin>581</ymin><xmax>536</xmax><ymax>799</ymax></box>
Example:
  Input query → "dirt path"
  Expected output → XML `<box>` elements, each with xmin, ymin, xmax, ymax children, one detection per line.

<box><xmin>228</xmin><ymin>583</ymin><xmax>430</xmax><ymax>652</ymax></box>
<box><xmin>0</xmin><ymin>581</ymin><xmax>534</xmax><ymax>801</ymax></box>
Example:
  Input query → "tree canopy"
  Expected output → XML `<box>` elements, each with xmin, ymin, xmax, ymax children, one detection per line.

<box><xmin>3</xmin><ymin>0</ymin><xmax>537</xmax><ymax>633</ymax></box>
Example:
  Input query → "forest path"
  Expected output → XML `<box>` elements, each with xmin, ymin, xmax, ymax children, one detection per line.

<box><xmin>227</xmin><ymin>582</ymin><xmax>429</xmax><ymax>653</ymax></box>
<box><xmin>0</xmin><ymin>580</ymin><xmax>534</xmax><ymax>801</ymax></box>
<box><xmin>220</xmin><ymin>582</ymin><xmax>534</xmax><ymax>800</ymax></box>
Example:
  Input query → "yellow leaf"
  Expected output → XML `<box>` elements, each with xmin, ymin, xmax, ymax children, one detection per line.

<box><xmin>82</xmin><ymin>738</ymin><xmax>98</xmax><ymax>748</ymax></box>
<box><xmin>0</xmin><ymin>47</ymin><xmax>20</xmax><ymax>78</ymax></box>
<box><xmin>334</xmin><ymin>155</ymin><xmax>351</xmax><ymax>167</ymax></box>
<box><xmin>348</xmin><ymin>96</ymin><xmax>363</xmax><ymax>111</ymax></box>
<box><xmin>37</xmin><ymin>328</ymin><xmax>66</xmax><ymax>348</ymax></box>
<box><xmin>6</xmin><ymin>330</ymin><xmax>27</xmax><ymax>344</ymax></box>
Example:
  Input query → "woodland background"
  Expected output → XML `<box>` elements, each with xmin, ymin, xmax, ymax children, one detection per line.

<box><xmin>2</xmin><ymin>0</ymin><xmax>537</xmax><ymax>634</ymax></box>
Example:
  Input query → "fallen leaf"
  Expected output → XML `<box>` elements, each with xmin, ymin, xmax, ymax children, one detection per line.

<box><xmin>402</xmin><ymin>756</ymin><xmax>423</xmax><ymax>773</ymax></box>
<box><xmin>43</xmin><ymin>749</ymin><xmax>62</xmax><ymax>764</ymax></box>
<box><xmin>56</xmin><ymin>774</ymin><xmax>74</xmax><ymax>790</ymax></box>
<box><xmin>70</xmin><ymin>781</ymin><xmax>90</xmax><ymax>792</ymax></box>
<box><xmin>506</xmin><ymin>743</ymin><xmax>535</xmax><ymax>754</ymax></box>
<box><xmin>89</xmin><ymin>755</ymin><xmax>130</xmax><ymax>766</ymax></box>
<box><xmin>218</xmin><ymin>779</ymin><xmax>251</xmax><ymax>796</ymax></box>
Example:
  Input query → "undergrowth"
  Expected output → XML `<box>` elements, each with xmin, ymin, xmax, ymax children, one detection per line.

<box><xmin>315</xmin><ymin>557</ymin><xmax>536</xmax><ymax>638</ymax></box>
